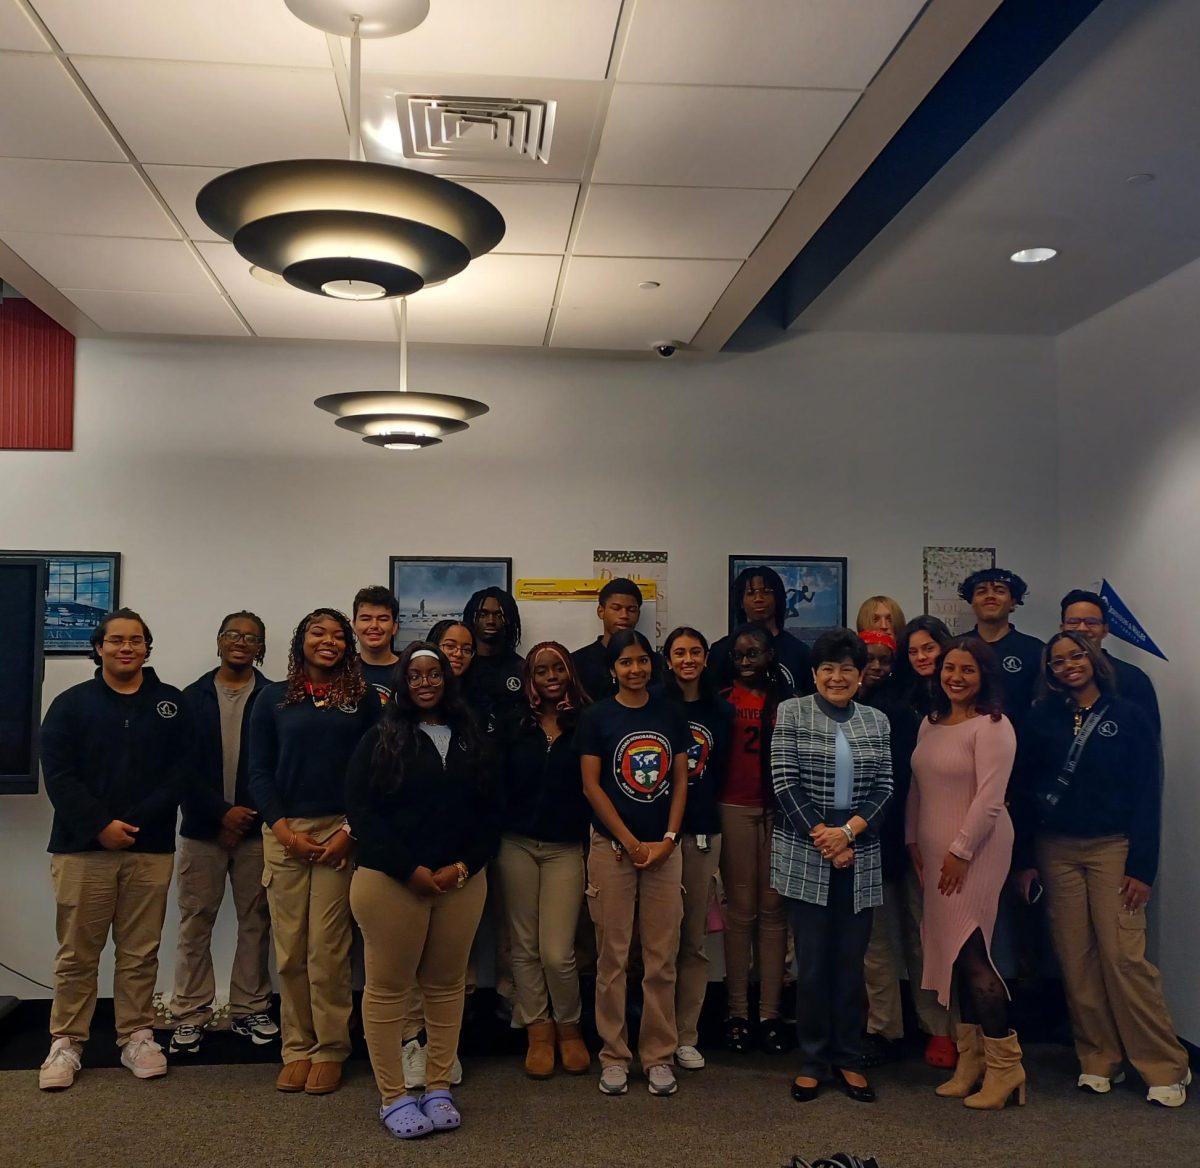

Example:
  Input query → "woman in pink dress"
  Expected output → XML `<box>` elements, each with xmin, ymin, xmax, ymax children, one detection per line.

<box><xmin>907</xmin><ymin>637</ymin><xmax>1024</xmax><ymax>1110</ymax></box>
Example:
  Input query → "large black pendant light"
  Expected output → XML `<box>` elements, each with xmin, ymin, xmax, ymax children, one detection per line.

<box><xmin>196</xmin><ymin>1</ymin><xmax>505</xmax><ymax>300</ymax></box>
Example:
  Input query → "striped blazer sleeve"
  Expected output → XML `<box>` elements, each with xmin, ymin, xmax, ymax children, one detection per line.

<box><xmin>771</xmin><ymin>698</ymin><xmax>823</xmax><ymax>833</ymax></box>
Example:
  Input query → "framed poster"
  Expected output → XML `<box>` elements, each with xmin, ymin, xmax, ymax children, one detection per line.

<box><xmin>0</xmin><ymin>557</ymin><xmax>45</xmax><ymax>794</ymax></box>
<box><xmin>728</xmin><ymin>555</ymin><xmax>847</xmax><ymax>644</ymax></box>
<box><xmin>0</xmin><ymin>550</ymin><xmax>121</xmax><ymax>655</ymax></box>
<box><xmin>389</xmin><ymin>556</ymin><xmax>512</xmax><ymax>649</ymax></box>
<box><xmin>923</xmin><ymin>546</ymin><xmax>996</xmax><ymax>636</ymax></box>
<box><xmin>593</xmin><ymin>550</ymin><xmax>668</xmax><ymax>648</ymax></box>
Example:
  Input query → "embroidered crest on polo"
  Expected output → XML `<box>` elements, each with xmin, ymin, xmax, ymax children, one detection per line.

<box><xmin>1002</xmin><ymin>656</ymin><xmax>1022</xmax><ymax>673</ymax></box>
<box><xmin>506</xmin><ymin>676</ymin><xmax>521</xmax><ymax>692</ymax></box>
<box><xmin>156</xmin><ymin>700</ymin><xmax>178</xmax><ymax>718</ymax></box>
<box><xmin>338</xmin><ymin>702</ymin><xmax>359</xmax><ymax>714</ymax></box>
<box><xmin>1097</xmin><ymin>720</ymin><xmax>1119</xmax><ymax>737</ymax></box>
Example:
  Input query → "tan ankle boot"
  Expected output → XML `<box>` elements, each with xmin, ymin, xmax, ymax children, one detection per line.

<box><xmin>556</xmin><ymin>1021</ymin><xmax>592</xmax><ymax>1075</ymax></box>
<box><xmin>525</xmin><ymin>1021</ymin><xmax>557</xmax><ymax>1079</ymax></box>
<box><xmin>964</xmin><ymin>1030</ymin><xmax>1026</xmax><ymax>1110</ymax></box>
<box><xmin>935</xmin><ymin>1024</ymin><xmax>985</xmax><ymax>1098</ymax></box>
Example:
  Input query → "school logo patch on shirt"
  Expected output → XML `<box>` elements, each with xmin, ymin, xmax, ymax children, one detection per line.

<box><xmin>614</xmin><ymin>732</ymin><xmax>672</xmax><ymax>803</ymax></box>
<box><xmin>338</xmin><ymin>702</ymin><xmax>359</xmax><ymax>714</ymax></box>
<box><xmin>686</xmin><ymin>722</ymin><xmax>714</xmax><ymax>786</ymax></box>
<box><xmin>371</xmin><ymin>683</ymin><xmax>392</xmax><ymax>704</ymax></box>
<box><xmin>156</xmin><ymin>700</ymin><xmax>178</xmax><ymax>718</ymax></box>
<box><xmin>1097</xmin><ymin>720</ymin><xmax>1119</xmax><ymax>737</ymax></box>
<box><xmin>506</xmin><ymin>676</ymin><xmax>521</xmax><ymax>692</ymax></box>
<box><xmin>1002</xmin><ymin>656</ymin><xmax>1023</xmax><ymax>673</ymax></box>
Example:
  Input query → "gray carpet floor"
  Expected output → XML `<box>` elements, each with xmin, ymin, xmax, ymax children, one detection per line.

<box><xmin>4</xmin><ymin>1044</ymin><xmax>1196</xmax><ymax>1168</ymax></box>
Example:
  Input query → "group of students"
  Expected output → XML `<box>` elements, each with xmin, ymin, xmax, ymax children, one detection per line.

<box><xmin>33</xmin><ymin>566</ymin><xmax>1188</xmax><ymax>1139</ymax></box>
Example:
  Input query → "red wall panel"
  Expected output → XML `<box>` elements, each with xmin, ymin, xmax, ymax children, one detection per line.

<box><xmin>0</xmin><ymin>297</ymin><xmax>75</xmax><ymax>450</ymax></box>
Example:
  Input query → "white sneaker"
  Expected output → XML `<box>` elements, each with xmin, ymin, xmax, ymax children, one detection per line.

<box><xmin>120</xmin><ymin>1029</ymin><xmax>167</xmax><ymax>1079</ymax></box>
<box><xmin>599</xmin><ymin>1065</ymin><xmax>628</xmax><ymax>1095</ymax></box>
<box><xmin>675</xmin><ymin>1045</ymin><xmax>706</xmax><ymax>1071</ymax></box>
<box><xmin>1078</xmin><ymin>1071</ymin><xmax>1125</xmax><ymax>1094</ymax></box>
<box><xmin>647</xmin><ymin>1063</ymin><xmax>678</xmax><ymax>1096</ymax></box>
<box><xmin>169</xmin><ymin>1024</ymin><xmax>204</xmax><ymax>1055</ymax></box>
<box><xmin>1147</xmin><ymin>1068</ymin><xmax>1192</xmax><ymax>1108</ymax></box>
<box><xmin>39</xmin><ymin>1038</ymin><xmax>82</xmax><ymax>1091</ymax></box>
<box><xmin>402</xmin><ymin>1037</ymin><xmax>426</xmax><ymax>1090</ymax></box>
<box><xmin>230</xmin><ymin>1013</ymin><xmax>280</xmax><ymax>1045</ymax></box>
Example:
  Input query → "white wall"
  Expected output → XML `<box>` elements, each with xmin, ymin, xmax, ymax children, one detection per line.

<box><xmin>1056</xmin><ymin>255</ymin><xmax>1200</xmax><ymax>1041</ymax></box>
<box><xmin>0</xmin><ymin>328</ymin><xmax>1060</xmax><ymax>999</ymax></box>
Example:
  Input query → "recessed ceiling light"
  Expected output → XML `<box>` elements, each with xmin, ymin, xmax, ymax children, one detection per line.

<box><xmin>1126</xmin><ymin>172</ymin><xmax>1156</xmax><ymax>185</ymax></box>
<box><xmin>1010</xmin><ymin>247</ymin><xmax>1058</xmax><ymax>264</ymax></box>
<box><xmin>638</xmin><ymin>281</ymin><xmax>661</xmax><ymax>290</ymax></box>
<box><xmin>322</xmin><ymin>278</ymin><xmax>388</xmax><ymax>301</ymax></box>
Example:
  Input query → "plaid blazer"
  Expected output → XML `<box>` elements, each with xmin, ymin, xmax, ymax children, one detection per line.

<box><xmin>769</xmin><ymin>695</ymin><xmax>893</xmax><ymax>912</ymax></box>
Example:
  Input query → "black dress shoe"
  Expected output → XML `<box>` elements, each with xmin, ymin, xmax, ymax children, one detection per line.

<box><xmin>791</xmin><ymin>1076</ymin><xmax>821</xmax><ymax>1102</ymax></box>
<box><xmin>834</xmin><ymin>1069</ymin><xmax>876</xmax><ymax>1103</ymax></box>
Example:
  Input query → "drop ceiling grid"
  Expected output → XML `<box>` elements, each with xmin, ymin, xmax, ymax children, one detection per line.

<box><xmin>0</xmin><ymin>0</ymin><xmax>46</xmax><ymax>52</ymax></box>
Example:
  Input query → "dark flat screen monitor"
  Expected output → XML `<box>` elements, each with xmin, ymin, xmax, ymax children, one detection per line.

<box><xmin>0</xmin><ymin>557</ymin><xmax>46</xmax><ymax>793</ymax></box>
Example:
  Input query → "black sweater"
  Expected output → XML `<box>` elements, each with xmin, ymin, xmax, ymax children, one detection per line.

<box><xmin>1012</xmin><ymin>695</ymin><xmax>1160</xmax><ymax>884</ymax></box>
<box><xmin>500</xmin><ymin>717</ymin><xmax>590</xmax><ymax>843</ymax></box>
<box><xmin>975</xmin><ymin>625</ymin><xmax>1043</xmax><ymax>729</ymax></box>
<box><xmin>464</xmin><ymin>649</ymin><xmax>525</xmax><ymax>726</ymax></box>
<box><xmin>707</xmin><ymin>628</ymin><xmax>814</xmax><ymax>695</ymax></box>
<box><xmin>248</xmin><ymin>682</ymin><xmax>381</xmax><ymax>827</ymax></box>
<box><xmin>180</xmin><ymin>668</ymin><xmax>273</xmax><ymax>840</ymax></box>
<box><xmin>345</xmin><ymin>723</ymin><xmax>501</xmax><ymax>882</ymax></box>
<box><xmin>1107</xmin><ymin>653</ymin><xmax>1161</xmax><ymax>739</ymax></box>
<box><xmin>860</xmin><ymin>675</ymin><xmax>918</xmax><ymax>881</ymax></box>
<box><xmin>42</xmin><ymin>669</ymin><xmax>191</xmax><ymax>854</ymax></box>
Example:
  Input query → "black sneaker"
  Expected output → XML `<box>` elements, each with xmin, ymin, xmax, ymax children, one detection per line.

<box><xmin>759</xmin><ymin>1018</ymin><xmax>790</xmax><ymax>1054</ymax></box>
<box><xmin>169</xmin><ymin>1024</ymin><xmax>203</xmax><ymax>1055</ymax></box>
<box><xmin>724</xmin><ymin>1016</ymin><xmax>754</xmax><ymax>1053</ymax></box>
<box><xmin>230</xmin><ymin>1013</ymin><xmax>280</xmax><ymax>1045</ymax></box>
<box><xmin>860</xmin><ymin>1033</ymin><xmax>898</xmax><ymax>1068</ymax></box>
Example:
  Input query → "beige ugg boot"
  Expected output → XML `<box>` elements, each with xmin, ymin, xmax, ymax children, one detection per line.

<box><xmin>964</xmin><ymin>1030</ymin><xmax>1027</xmax><ymax>1110</ymax></box>
<box><xmin>524</xmin><ymin>1020</ymin><xmax>557</xmax><ymax>1079</ymax></box>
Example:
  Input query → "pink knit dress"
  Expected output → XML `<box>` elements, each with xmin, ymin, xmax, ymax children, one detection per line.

<box><xmin>906</xmin><ymin>714</ymin><xmax>1016</xmax><ymax>1007</ymax></box>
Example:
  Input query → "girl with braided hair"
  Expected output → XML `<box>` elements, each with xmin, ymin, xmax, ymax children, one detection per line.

<box><xmin>248</xmin><ymin>608</ymin><xmax>381</xmax><ymax>1096</ymax></box>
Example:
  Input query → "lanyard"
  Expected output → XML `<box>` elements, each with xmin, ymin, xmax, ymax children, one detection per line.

<box><xmin>1042</xmin><ymin>703</ymin><xmax>1109</xmax><ymax>808</ymax></box>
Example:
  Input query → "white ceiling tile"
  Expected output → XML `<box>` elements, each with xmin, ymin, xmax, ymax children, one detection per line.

<box><xmin>360</xmin><ymin>74</ymin><xmax>606</xmax><ymax>183</ymax></box>
<box><xmin>63</xmin><ymin>288</ymin><xmax>247</xmax><ymax>335</ymax></box>
<box><xmin>405</xmin><ymin>302</ymin><xmax>552</xmax><ymax>347</ymax></box>
<box><xmin>0</xmin><ymin>159</ymin><xmax>178</xmax><ymax>236</ymax></box>
<box><xmin>143</xmin><ymin>164</ymin><xmax>226</xmax><ymax>242</ymax></box>
<box><xmin>413</xmin><ymin>254</ymin><xmax>562</xmax><ymax>307</ymax></box>
<box><xmin>34</xmin><ymin>0</ymin><xmax>330</xmax><ymax>66</ymax></box>
<box><xmin>549</xmin><ymin>304</ymin><xmax>713</xmax><ymax>351</ymax></box>
<box><xmin>0</xmin><ymin>233</ymin><xmax>214</xmax><ymax>293</ymax></box>
<box><xmin>454</xmin><ymin>182</ymin><xmax>578</xmax><ymax>254</ymax></box>
<box><xmin>359</xmin><ymin>0</ymin><xmax>622</xmax><ymax>81</ymax></box>
<box><xmin>73</xmin><ymin>58</ymin><xmax>348</xmax><ymax>167</ymax></box>
<box><xmin>592</xmin><ymin>84</ymin><xmax>859</xmax><ymax>189</ymax></box>
<box><xmin>0</xmin><ymin>51</ymin><xmax>123</xmax><ymax>161</ymax></box>
<box><xmin>558</xmin><ymin>256</ymin><xmax>741</xmax><ymax>311</ymax></box>
<box><xmin>0</xmin><ymin>1</ymin><xmax>48</xmax><ymax>50</ymax></box>
<box><xmin>619</xmin><ymin>0</ymin><xmax>925</xmax><ymax>89</ymax></box>
<box><xmin>576</xmin><ymin>186</ymin><xmax>790</xmax><ymax>259</ymax></box>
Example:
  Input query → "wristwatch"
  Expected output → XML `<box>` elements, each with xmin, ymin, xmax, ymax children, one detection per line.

<box><xmin>663</xmin><ymin>831</ymin><xmax>679</xmax><ymax>845</ymax></box>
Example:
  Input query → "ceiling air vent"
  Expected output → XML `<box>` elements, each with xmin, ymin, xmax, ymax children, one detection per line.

<box><xmin>395</xmin><ymin>94</ymin><xmax>556</xmax><ymax>164</ymax></box>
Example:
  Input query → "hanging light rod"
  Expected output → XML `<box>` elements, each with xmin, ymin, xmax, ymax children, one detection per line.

<box><xmin>196</xmin><ymin>1</ymin><xmax>504</xmax><ymax>300</ymax></box>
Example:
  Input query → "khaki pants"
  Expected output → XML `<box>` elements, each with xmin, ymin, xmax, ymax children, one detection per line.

<box><xmin>1038</xmin><ymin>834</ymin><xmax>1188</xmax><ymax>1087</ymax></box>
<box><xmin>262</xmin><ymin>817</ymin><xmax>352</xmax><ymax>1065</ymax></box>
<box><xmin>494</xmin><ymin>833</ymin><xmax>585</xmax><ymax>1027</ymax></box>
<box><xmin>864</xmin><ymin>868</ymin><xmax>949</xmax><ymax>1040</ymax></box>
<box><xmin>586</xmin><ymin>832</ymin><xmax>683</xmax><ymax>1069</ymax></box>
<box><xmin>351</xmin><ymin>865</ymin><xmax>487</xmax><ymax>1103</ymax></box>
<box><xmin>676</xmin><ymin>832</ymin><xmax>722</xmax><ymax>1047</ymax></box>
<box><xmin>49</xmin><ymin>850</ymin><xmax>174</xmax><ymax>1045</ymax></box>
<box><xmin>718</xmin><ymin>803</ymin><xmax>787</xmax><ymax>1020</ymax></box>
<box><xmin>169</xmin><ymin>835</ymin><xmax>271</xmax><ymax>1026</ymax></box>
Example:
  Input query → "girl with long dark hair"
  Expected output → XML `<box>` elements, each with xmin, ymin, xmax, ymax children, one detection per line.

<box><xmin>894</xmin><ymin>615</ymin><xmax>954</xmax><ymax>718</ymax></box>
<box><xmin>718</xmin><ymin>623</ymin><xmax>795</xmax><ymax>1054</ymax></box>
<box><xmin>578</xmin><ymin>629</ymin><xmax>692</xmax><ymax>1098</ymax></box>
<box><xmin>248</xmin><ymin>608</ymin><xmax>380</xmax><ymax>1095</ymax></box>
<box><xmin>1013</xmin><ymin>632</ymin><xmax>1189</xmax><ymax>1107</ymax></box>
<box><xmin>907</xmin><ymin>637</ymin><xmax>1021</xmax><ymax>1109</ymax></box>
<box><xmin>429</xmin><ymin>619</ymin><xmax>476</xmax><ymax>682</ymax></box>
<box><xmin>661</xmin><ymin>627</ymin><xmax>733</xmax><ymax>1071</ymax></box>
<box><xmin>495</xmin><ymin>642</ymin><xmax>593</xmax><ymax>1079</ymax></box>
<box><xmin>346</xmin><ymin>642</ymin><xmax>499</xmax><ymax>1139</ymax></box>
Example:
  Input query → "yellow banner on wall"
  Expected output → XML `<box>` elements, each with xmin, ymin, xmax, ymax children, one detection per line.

<box><xmin>515</xmin><ymin>578</ymin><xmax>658</xmax><ymax>602</ymax></box>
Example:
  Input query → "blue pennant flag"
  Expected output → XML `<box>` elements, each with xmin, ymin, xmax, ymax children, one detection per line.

<box><xmin>1100</xmin><ymin>580</ymin><xmax>1167</xmax><ymax>662</ymax></box>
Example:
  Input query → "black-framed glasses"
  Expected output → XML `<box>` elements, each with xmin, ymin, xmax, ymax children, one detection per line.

<box><xmin>220</xmin><ymin>630</ymin><xmax>262</xmax><ymax>645</ymax></box>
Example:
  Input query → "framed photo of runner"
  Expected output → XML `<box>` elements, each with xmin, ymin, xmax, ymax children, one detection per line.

<box><xmin>728</xmin><ymin>555</ymin><xmax>848</xmax><ymax>644</ymax></box>
<box><xmin>389</xmin><ymin>556</ymin><xmax>512</xmax><ymax>649</ymax></box>
<box><xmin>0</xmin><ymin>549</ymin><xmax>121</xmax><ymax>655</ymax></box>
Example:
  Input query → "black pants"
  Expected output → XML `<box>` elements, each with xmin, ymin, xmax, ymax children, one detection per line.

<box><xmin>789</xmin><ymin>868</ymin><xmax>873</xmax><ymax>1076</ymax></box>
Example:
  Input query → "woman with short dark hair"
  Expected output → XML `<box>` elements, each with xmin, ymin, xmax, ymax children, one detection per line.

<box><xmin>907</xmin><ymin>637</ymin><xmax>1021</xmax><ymax>1109</ymax></box>
<box><xmin>770</xmin><ymin>629</ymin><xmax>893</xmax><ymax>1104</ymax></box>
<box><xmin>1012</xmin><ymin>632</ymin><xmax>1189</xmax><ymax>1107</ymax></box>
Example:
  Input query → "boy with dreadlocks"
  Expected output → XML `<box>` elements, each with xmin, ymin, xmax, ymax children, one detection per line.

<box><xmin>249</xmin><ymin>608</ymin><xmax>381</xmax><ymax>1096</ymax></box>
<box><xmin>169</xmin><ymin>611</ymin><xmax>276</xmax><ymax>1056</ymax></box>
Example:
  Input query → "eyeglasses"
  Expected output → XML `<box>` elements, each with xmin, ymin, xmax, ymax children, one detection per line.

<box><xmin>102</xmin><ymin>636</ymin><xmax>146</xmax><ymax>647</ymax></box>
<box><xmin>1063</xmin><ymin>617</ymin><xmax>1104</xmax><ymax>630</ymax></box>
<box><xmin>1048</xmin><ymin>650</ymin><xmax>1089</xmax><ymax>673</ymax></box>
<box><xmin>733</xmin><ymin>649</ymin><xmax>765</xmax><ymax>661</ymax></box>
<box><xmin>220</xmin><ymin>630</ymin><xmax>262</xmax><ymax>645</ymax></box>
<box><xmin>439</xmin><ymin>642</ymin><xmax>474</xmax><ymax>657</ymax></box>
<box><xmin>406</xmin><ymin>671</ymin><xmax>445</xmax><ymax>687</ymax></box>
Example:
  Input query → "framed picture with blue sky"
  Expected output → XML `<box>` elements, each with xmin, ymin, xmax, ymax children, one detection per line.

<box><xmin>389</xmin><ymin>556</ymin><xmax>512</xmax><ymax>649</ymax></box>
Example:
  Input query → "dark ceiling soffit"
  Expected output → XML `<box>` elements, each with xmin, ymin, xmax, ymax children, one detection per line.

<box><xmin>725</xmin><ymin>0</ymin><xmax>1107</xmax><ymax>351</ymax></box>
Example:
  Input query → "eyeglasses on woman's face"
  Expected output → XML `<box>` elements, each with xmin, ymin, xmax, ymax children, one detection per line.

<box><xmin>1048</xmin><ymin>650</ymin><xmax>1089</xmax><ymax>673</ymax></box>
